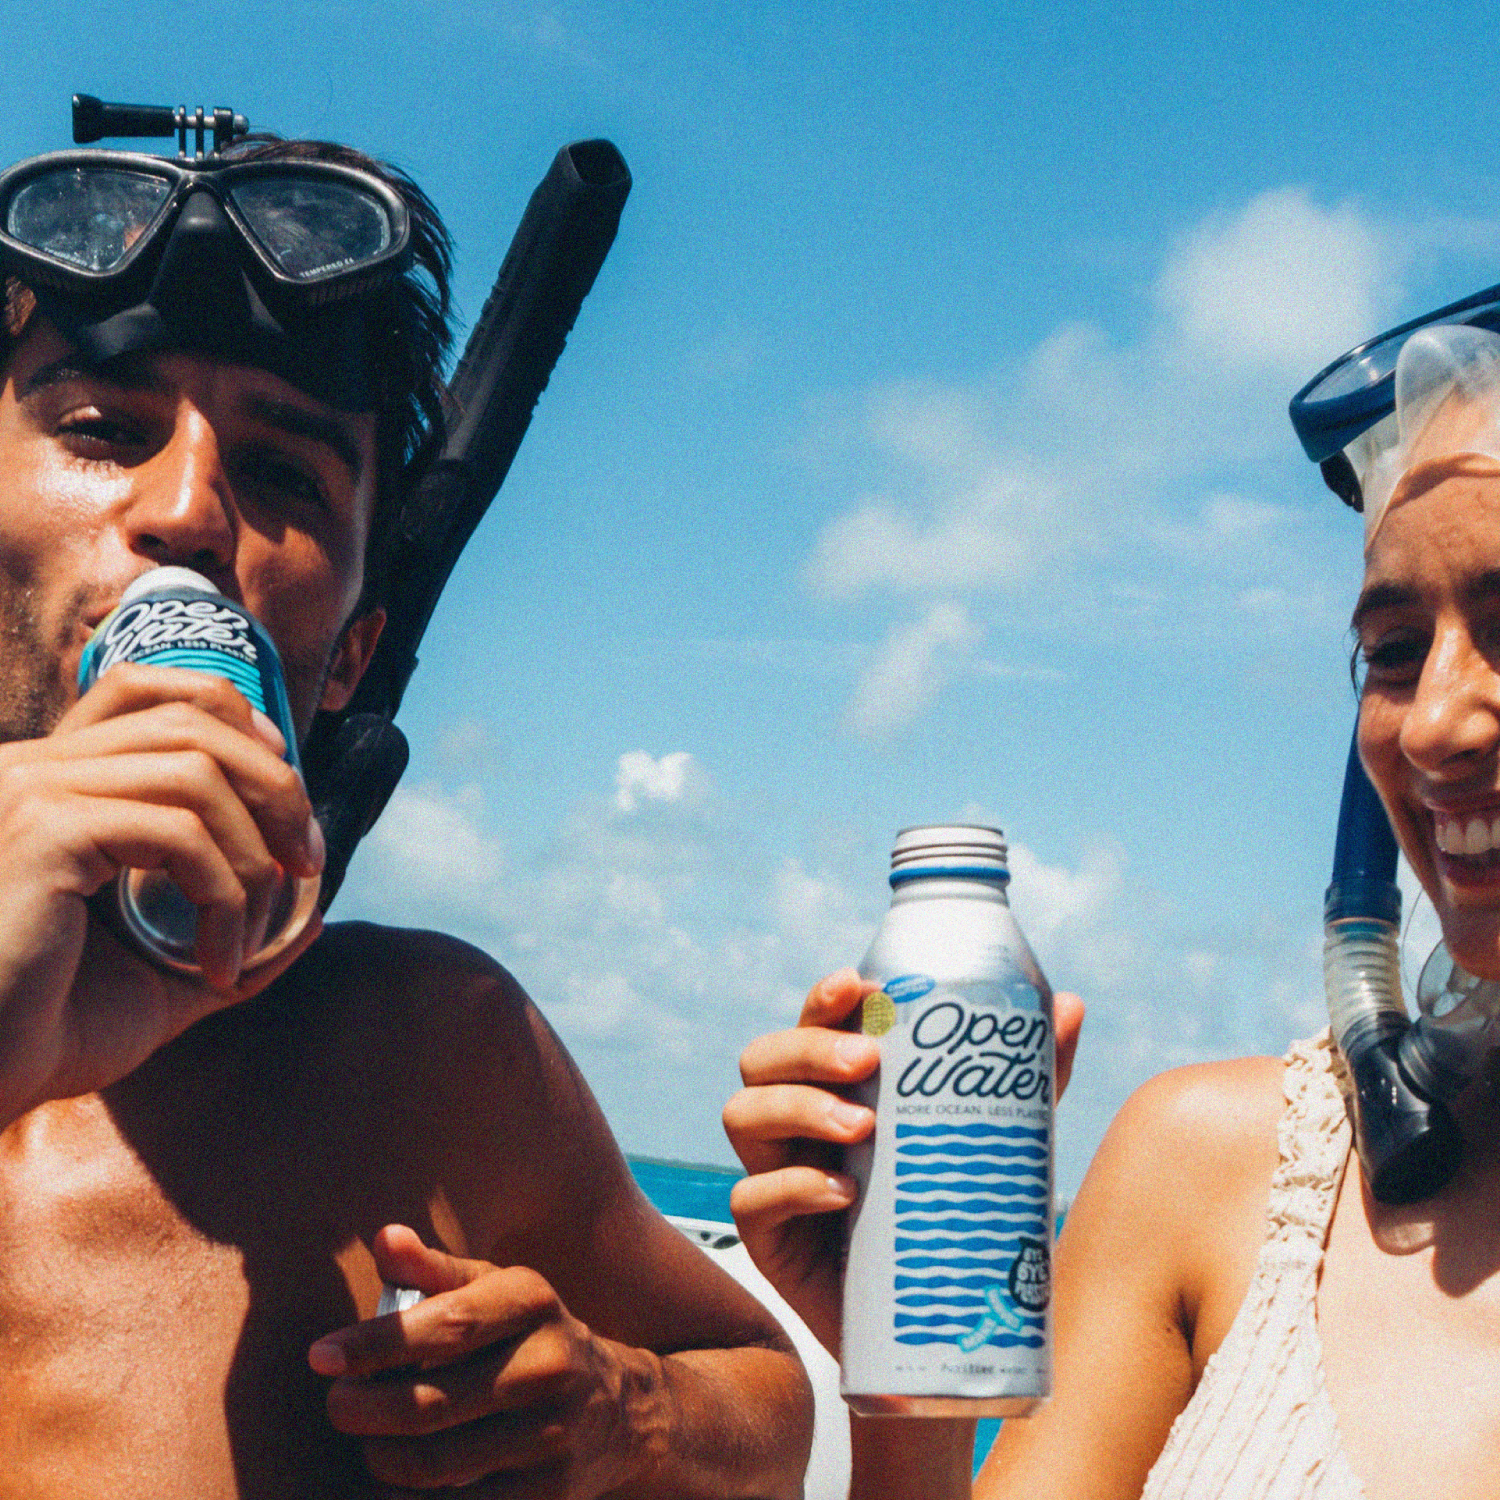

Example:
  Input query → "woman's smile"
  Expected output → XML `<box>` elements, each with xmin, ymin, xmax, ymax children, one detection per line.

<box><xmin>1430</xmin><ymin>806</ymin><xmax>1500</xmax><ymax>888</ymax></box>
<box><xmin>1356</xmin><ymin>446</ymin><xmax>1500</xmax><ymax>975</ymax></box>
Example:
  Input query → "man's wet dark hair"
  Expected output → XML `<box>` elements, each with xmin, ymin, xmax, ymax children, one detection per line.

<box><xmin>0</xmin><ymin>135</ymin><xmax>456</xmax><ymax>611</ymax></box>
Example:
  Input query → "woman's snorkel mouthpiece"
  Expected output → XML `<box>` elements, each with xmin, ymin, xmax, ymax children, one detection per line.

<box><xmin>1325</xmin><ymin>735</ymin><xmax>1462</xmax><ymax>1202</ymax></box>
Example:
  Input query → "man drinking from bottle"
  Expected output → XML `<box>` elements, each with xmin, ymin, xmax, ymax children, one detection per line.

<box><xmin>0</xmin><ymin>98</ymin><xmax>811</xmax><ymax>1497</ymax></box>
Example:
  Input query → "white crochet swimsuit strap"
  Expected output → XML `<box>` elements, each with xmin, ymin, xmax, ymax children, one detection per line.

<box><xmin>1137</xmin><ymin>1031</ymin><xmax>1367</xmax><ymax>1500</ymax></box>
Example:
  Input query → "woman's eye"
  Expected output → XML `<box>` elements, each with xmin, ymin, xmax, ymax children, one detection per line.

<box><xmin>235</xmin><ymin>451</ymin><xmax>327</xmax><ymax>510</ymax></box>
<box><xmin>1360</xmin><ymin>633</ymin><xmax>1427</xmax><ymax>682</ymax></box>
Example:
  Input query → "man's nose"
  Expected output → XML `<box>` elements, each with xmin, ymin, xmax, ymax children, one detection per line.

<box><xmin>1401</xmin><ymin>623</ymin><xmax>1500</xmax><ymax>775</ymax></box>
<box><xmin>120</xmin><ymin>405</ymin><xmax>235</xmax><ymax>578</ymax></box>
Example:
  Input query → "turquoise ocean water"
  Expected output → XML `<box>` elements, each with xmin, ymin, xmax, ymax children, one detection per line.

<box><xmin>627</xmin><ymin>1155</ymin><xmax>1003</xmax><ymax>1476</ymax></box>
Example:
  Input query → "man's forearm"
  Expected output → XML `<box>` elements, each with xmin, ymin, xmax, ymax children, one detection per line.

<box><xmin>618</xmin><ymin>1340</ymin><xmax>814</xmax><ymax>1500</ymax></box>
<box><xmin>849</xmin><ymin>1413</ymin><xmax>974</xmax><ymax>1500</ymax></box>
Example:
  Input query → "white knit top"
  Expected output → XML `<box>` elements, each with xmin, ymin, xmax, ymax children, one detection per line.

<box><xmin>1137</xmin><ymin>1031</ymin><xmax>1367</xmax><ymax>1500</ymax></box>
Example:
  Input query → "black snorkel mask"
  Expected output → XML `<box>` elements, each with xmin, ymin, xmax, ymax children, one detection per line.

<box><xmin>0</xmin><ymin>97</ymin><xmax>412</xmax><ymax>410</ymax></box>
<box><xmin>10</xmin><ymin>95</ymin><xmax>632</xmax><ymax>908</ymax></box>
<box><xmin>1293</xmin><ymin>302</ymin><xmax>1500</xmax><ymax>1204</ymax></box>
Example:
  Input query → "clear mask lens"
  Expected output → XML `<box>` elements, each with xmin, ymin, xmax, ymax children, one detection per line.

<box><xmin>227</xmin><ymin>174</ymin><xmax>393</xmax><ymax>280</ymax></box>
<box><xmin>1305</xmin><ymin>327</ymin><xmax>1410</xmax><ymax>405</ymax></box>
<box><xmin>1305</xmin><ymin>298</ymin><xmax>1500</xmax><ymax>409</ymax></box>
<box><xmin>6</xmin><ymin>166</ymin><xmax>172</xmax><ymax>272</ymax></box>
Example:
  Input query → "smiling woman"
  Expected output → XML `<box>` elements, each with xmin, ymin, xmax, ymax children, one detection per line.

<box><xmin>722</xmin><ymin>310</ymin><xmax>1500</xmax><ymax>1500</ymax></box>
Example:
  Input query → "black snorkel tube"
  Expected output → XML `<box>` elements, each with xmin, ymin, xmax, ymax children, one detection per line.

<box><xmin>301</xmin><ymin>139</ymin><xmax>632</xmax><ymax>905</ymax></box>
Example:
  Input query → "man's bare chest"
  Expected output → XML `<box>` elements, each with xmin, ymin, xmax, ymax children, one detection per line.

<box><xmin>0</xmin><ymin>1097</ymin><xmax>377</xmax><ymax>1498</ymax></box>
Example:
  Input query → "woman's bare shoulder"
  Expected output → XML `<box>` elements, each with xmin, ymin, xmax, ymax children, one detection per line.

<box><xmin>1109</xmin><ymin>1054</ymin><xmax>1288</xmax><ymax>1166</ymax></box>
<box><xmin>1084</xmin><ymin>1054</ymin><xmax>1287</xmax><ymax>1218</ymax></box>
<box><xmin>977</xmin><ymin>1053</ymin><xmax>1300</xmax><ymax>1498</ymax></box>
<box><xmin>1063</xmin><ymin>1055</ymin><xmax>1286</xmax><ymax>1255</ymax></box>
<box><xmin>1064</xmin><ymin>1053</ymin><xmax>1291</xmax><ymax>1317</ymax></box>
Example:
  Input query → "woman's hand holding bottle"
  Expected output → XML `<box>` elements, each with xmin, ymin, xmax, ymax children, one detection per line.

<box><xmin>723</xmin><ymin>969</ymin><xmax>1084</xmax><ymax>1359</ymax></box>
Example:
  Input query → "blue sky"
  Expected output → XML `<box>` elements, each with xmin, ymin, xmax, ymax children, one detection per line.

<box><xmin>7</xmin><ymin>0</ymin><xmax>1499</xmax><ymax>1193</ymax></box>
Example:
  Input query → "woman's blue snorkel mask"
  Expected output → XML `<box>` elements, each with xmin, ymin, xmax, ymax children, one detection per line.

<box><xmin>1293</xmin><ymin>312</ymin><xmax>1500</xmax><ymax>1203</ymax></box>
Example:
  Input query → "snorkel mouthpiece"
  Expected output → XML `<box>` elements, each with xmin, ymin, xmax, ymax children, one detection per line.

<box><xmin>1324</xmin><ymin>732</ymin><xmax>1463</xmax><ymax>1203</ymax></box>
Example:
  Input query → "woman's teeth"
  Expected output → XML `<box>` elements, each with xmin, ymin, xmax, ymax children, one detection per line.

<box><xmin>1435</xmin><ymin>813</ymin><xmax>1500</xmax><ymax>857</ymax></box>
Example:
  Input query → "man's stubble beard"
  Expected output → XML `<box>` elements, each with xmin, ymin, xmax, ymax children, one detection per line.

<box><xmin>0</xmin><ymin>569</ymin><xmax>361</xmax><ymax>748</ymax></box>
<box><xmin>0</xmin><ymin>580</ymin><xmax>83</xmax><ymax>743</ymax></box>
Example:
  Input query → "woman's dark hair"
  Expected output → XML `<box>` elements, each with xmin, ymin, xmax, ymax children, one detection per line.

<box><xmin>1</xmin><ymin>135</ymin><xmax>457</xmax><ymax>610</ymax></box>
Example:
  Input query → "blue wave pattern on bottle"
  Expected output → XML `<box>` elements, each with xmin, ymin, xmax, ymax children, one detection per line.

<box><xmin>891</xmin><ymin>1121</ymin><xmax>1047</xmax><ymax>1349</ymax></box>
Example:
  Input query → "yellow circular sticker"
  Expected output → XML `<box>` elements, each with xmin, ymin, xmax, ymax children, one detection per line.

<box><xmin>862</xmin><ymin>991</ymin><xmax>897</xmax><ymax>1037</ymax></box>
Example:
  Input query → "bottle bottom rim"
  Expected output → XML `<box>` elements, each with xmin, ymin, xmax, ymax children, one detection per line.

<box><xmin>843</xmin><ymin>1393</ymin><xmax>1042</xmax><ymax>1418</ymax></box>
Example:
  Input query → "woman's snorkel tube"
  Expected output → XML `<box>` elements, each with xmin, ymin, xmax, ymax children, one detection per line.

<box><xmin>1324</xmin><ymin>734</ymin><xmax>1462</xmax><ymax>1202</ymax></box>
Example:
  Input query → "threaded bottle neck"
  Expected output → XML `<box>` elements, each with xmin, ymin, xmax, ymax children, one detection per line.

<box><xmin>889</xmin><ymin>823</ymin><xmax>1010</xmax><ymax>889</ymax></box>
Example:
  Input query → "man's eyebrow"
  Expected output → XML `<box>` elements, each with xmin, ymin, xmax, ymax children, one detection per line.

<box><xmin>243</xmin><ymin>395</ymin><xmax>364</xmax><ymax>480</ymax></box>
<box><xmin>18</xmin><ymin>354</ymin><xmax>169</xmax><ymax>399</ymax></box>
<box><xmin>17</xmin><ymin>356</ymin><xmax>365</xmax><ymax>478</ymax></box>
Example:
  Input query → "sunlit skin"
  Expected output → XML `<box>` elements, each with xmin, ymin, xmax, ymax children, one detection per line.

<box><xmin>724</xmin><ymin>420</ymin><xmax>1500</xmax><ymax>1500</ymax></box>
<box><xmin>0</xmin><ymin>318</ymin><xmax>382</xmax><ymax>746</ymax></box>
<box><xmin>0</xmin><ymin>316</ymin><xmax>812</xmax><ymax>1498</ymax></box>
<box><xmin>1355</xmin><ymin>453</ymin><xmax>1500</xmax><ymax>980</ymax></box>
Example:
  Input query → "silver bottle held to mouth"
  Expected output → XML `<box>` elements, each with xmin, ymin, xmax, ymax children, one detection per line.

<box><xmin>77</xmin><ymin>566</ymin><xmax>320</xmax><ymax>976</ymax></box>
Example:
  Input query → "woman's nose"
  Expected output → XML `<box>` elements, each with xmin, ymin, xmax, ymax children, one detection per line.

<box><xmin>119</xmin><ymin>405</ymin><xmax>235</xmax><ymax>578</ymax></box>
<box><xmin>1401</xmin><ymin>623</ymin><xmax>1500</xmax><ymax>774</ymax></box>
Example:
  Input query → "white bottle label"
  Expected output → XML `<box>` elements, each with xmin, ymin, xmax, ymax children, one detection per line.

<box><xmin>841</xmin><ymin>972</ymin><xmax>1053</xmax><ymax>1402</ymax></box>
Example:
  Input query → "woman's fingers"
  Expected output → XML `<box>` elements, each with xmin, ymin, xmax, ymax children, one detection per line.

<box><xmin>730</xmin><ymin>1163</ymin><xmax>858</xmax><ymax>1242</ymax></box>
<box><xmin>798</xmin><ymin>966</ymin><xmax>878</xmax><ymax>1027</ymax></box>
<box><xmin>1054</xmin><ymin>990</ymin><xmax>1085</xmax><ymax>1099</ymax></box>
<box><xmin>723</xmin><ymin>1080</ymin><xmax>875</xmax><ymax>1176</ymax></box>
<box><xmin>738</xmin><ymin>1024</ymin><xmax>879</xmax><ymax>1088</ymax></box>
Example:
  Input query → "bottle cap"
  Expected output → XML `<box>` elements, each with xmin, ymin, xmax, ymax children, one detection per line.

<box><xmin>889</xmin><ymin>823</ymin><xmax>1009</xmax><ymax>886</ymax></box>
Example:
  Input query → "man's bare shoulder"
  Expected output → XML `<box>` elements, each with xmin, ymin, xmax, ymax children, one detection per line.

<box><xmin>277</xmin><ymin>920</ymin><xmax>619</xmax><ymax>1249</ymax></box>
<box><xmin>281</xmin><ymin>919</ymin><xmax>545</xmax><ymax>1079</ymax></box>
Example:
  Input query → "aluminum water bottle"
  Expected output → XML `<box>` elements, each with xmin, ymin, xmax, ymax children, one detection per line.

<box><xmin>841</xmin><ymin>824</ymin><xmax>1054</xmax><ymax>1417</ymax></box>
<box><xmin>77</xmin><ymin>566</ymin><xmax>320</xmax><ymax>976</ymax></box>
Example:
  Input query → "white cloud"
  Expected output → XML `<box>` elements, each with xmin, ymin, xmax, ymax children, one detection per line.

<box><xmin>802</xmin><ymin>382</ymin><xmax>1081</xmax><ymax>602</ymax></box>
<box><xmin>799</xmin><ymin>186</ymin><xmax>1406</xmax><ymax>733</ymax></box>
<box><xmin>1154</xmin><ymin>492</ymin><xmax>1292</xmax><ymax>558</ymax></box>
<box><xmin>435</xmin><ymin>718</ymin><xmax>503</xmax><ymax>770</ymax></box>
<box><xmin>1153</xmin><ymin>187</ymin><xmax>1400</xmax><ymax>380</ymax></box>
<box><xmin>355</xmin><ymin>782</ymin><xmax>505</xmax><ymax>917</ymax></box>
<box><xmin>845</xmin><ymin>602</ymin><xmax>983</xmax><ymax>739</ymax></box>
<box><xmin>614</xmin><ymin>750</ymin><xmax>708</xmax><ymax>813</ymax></box>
